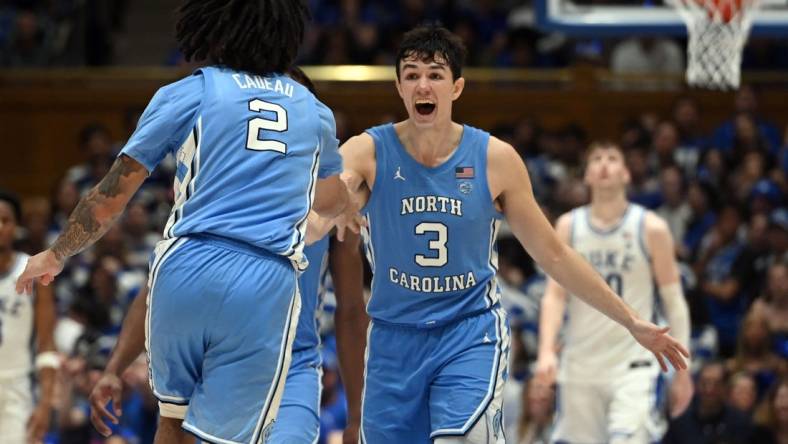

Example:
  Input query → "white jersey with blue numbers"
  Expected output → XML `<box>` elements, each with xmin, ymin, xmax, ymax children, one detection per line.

<box><xmin>362</xmin><ymin>124</ymin><xmax>503</xmax><ymax>328</ymax></box>
<box><xmin>293</xmin><ymin>236</ymin><xmax>330</xmax><ymax>352</ymax></box>
<box><xmin>121</xmin><ymin>66</ymin><xmax>342</xmax><ymax>269</ymax></box>
<box><xmin>0</xmin><ymin>253</ymin><xmax>33</xmax><ymax>378</ymax></box>
<box><xmin>560</xmin><ymin>204</ymin><xmax>656</xmax><ymax>383</ymax></box>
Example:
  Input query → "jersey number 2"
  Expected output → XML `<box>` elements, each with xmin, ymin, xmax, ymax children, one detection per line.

<box><xmin>415</xmin><ymin>222</ymin><xmax>448</xmax><ymax>267</ymax></box>
<box><xmin>246</xmin><ymin>99</ymin><xmax>288</xmax><ymax>154</ymax></box>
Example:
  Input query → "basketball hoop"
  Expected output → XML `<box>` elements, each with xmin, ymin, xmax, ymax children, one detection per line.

<box><xmin>669</xmin><ymin>0</ymin><xmax>760</xmax><ymax>90</ymax></box>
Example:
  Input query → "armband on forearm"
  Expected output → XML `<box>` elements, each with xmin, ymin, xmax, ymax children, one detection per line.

<box><xmin>35</xmin><ymin>351</ymin><xmax>61</xmax><ymax>370</ymax></box>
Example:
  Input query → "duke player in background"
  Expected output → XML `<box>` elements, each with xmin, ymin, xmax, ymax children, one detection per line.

<box><xmin>536</xmin><ymin>142</ymin><xmax>694</xmax><ymax>444</ymax></box>
<box><xmin>87</xmin><ymin>68</ymin><xmax>369</xmax><ymax>444</ymax></box>
<box><xmin>335</xmin><ymin>25</ymin><xmax>689</xmax><ymax>444</ymax></box>
<box><xmin>0</xmin><ymin>190</ymin><xmax>58</xmax><ymax>444</ymax></box>
<box><xmin>15</xmin><ymin>1</ymin><xmax>354</xmax><ymax>442</ymax></box>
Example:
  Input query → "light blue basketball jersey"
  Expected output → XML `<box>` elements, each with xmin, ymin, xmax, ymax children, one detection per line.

<box><xmin>293</xmin><ymin>236</ymin><xmax>330</xmax><ymax>353</ymax></box>
<box><xmin>121</xmin><ymin>66</ymin><xmax>341</xmax><ymax>269</ymax></box>
<box><xmin>362</xmin><ymin>123</ymin><xmax>503</xmax><ymax>328</ymax></box>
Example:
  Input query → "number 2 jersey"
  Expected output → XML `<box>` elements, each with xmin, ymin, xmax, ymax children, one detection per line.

<box><xmin>560</xmin><ymin>204</ymin><xmax>656</xmax><ymax>382</ymax></box>
<box><xmin>361</xmin><ymin>123</ymin><xmax>503</xmax><ymax>328</ymax></box>
<box><xmin>120</xmin><ymin>66</ymin><xmax>341</xmax><ymax>269</ymax></box>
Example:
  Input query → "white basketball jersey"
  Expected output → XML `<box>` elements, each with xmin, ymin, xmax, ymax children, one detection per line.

<box><xmin>0</xmin><ymin>253</ymin><xmax>33</xmax><ymax>379</ymax></box>
<box><xmin>559</xmin><ymin>205</ymin><xmax>656</xmax><ymax>383</ymax></box>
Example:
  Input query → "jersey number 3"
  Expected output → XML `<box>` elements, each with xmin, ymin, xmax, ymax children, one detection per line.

<box><xmin>415</xmin><ymin>222</ymin><xmax>448</xmax><ymax>267</ymax></box>
<box><xmin>246</xmin><ymin>99</ymin><xmax>288</xmax><ymax>154</ymax></box>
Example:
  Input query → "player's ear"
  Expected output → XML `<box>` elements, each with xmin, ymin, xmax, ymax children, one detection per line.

<box><xmin>452</xmin><ymin>77</ymin><xmax>465</xmax><ymax>101</ymax></box>
<box><xmin>395</xmin><ymin>78</ymin><xmax>404</xmax><ymax>99</ymax></box>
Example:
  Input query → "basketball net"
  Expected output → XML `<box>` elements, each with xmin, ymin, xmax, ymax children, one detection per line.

<box><xmin>669</xmin><ymin>0</ymin><xmax>760</xmax><ymax>90</ymax></box>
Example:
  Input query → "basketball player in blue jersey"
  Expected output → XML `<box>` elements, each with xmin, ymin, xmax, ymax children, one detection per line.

<box><xmin>16</xmin><ymin>1</ymin><xmax>354</xmax><ymax>442</ymax></box>
<box><xmin>86</xmin><ymin>68</ymin><xmax>367</xmax><ymax>444</ymax></box>
<box><xmin>536</xmin><ymin>142</ymin><xmax>693</xmax><ymax>444</ymax></box>
<box><xmin>88</xmin><ymin>230</ymin><xmax>368</xmax><ymax>444</ymax></box>
<box><xmin>336</xmin><ymin>25</ymin><xmax>690</xmax><ymax>444</ymax></box>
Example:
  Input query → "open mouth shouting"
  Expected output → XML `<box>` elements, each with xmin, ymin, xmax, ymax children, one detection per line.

<box><xmin>415</xmin><ymin>99</ymin><xmax>436</xmax><ymax>116</ymax></box>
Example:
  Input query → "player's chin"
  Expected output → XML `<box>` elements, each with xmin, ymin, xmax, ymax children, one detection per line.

<box><xmin>411</xmin><ymin>111</ymin><xmax>438</xmax><ymax>127</ymax></box>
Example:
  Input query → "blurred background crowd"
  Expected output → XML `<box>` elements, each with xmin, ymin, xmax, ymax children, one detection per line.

<box><xmin>4</xmin><ymin>84</ymin><xmax>784</xmax><ymax>444</ymax></box>
<box><xmin>3</xmin><ymin>0</ymin><xmax>788</xmax><ymax>71</ymax></box>
<box><xmin>1</xmin><ymin>0</ymin><xmax>787</xmax><ymax>443</ymax></box>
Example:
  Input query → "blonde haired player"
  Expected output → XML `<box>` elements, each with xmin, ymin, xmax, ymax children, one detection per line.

<box><xmin>536</xmin><ymin>142</ymin><xmax>694</xmax><ymax>443</ymax></box>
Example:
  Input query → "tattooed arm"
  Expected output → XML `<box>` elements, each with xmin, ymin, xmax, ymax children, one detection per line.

<box><xmin>16</xmin><ymin>155</ymin><xmax>148</xmax><ymax>294</ymax></box>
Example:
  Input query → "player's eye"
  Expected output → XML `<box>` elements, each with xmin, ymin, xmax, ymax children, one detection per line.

<box><xmin>429</xmin><ymin>73</ymin><xmax>443</xmax><ymax>80</ymax></box>
<box><xmin>406</xmin><ymin>73</ymin><xmax>419</xmax><ymax>80</ymax></box>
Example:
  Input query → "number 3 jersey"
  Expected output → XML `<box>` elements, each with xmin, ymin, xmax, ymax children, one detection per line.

<box><xmin>361</xmin><ymin>123</ymin><xmax>503</xmax><ymax>328</ymax></box>
<box><xmin>560</xmin><ymin>204</ymin><xmax>656</xmax><ymax>382</ymax></box>
<box><xmin>120</xmin><ymin>66</ymin><xmax>341</xmax><ymax>269</ymax></box>
<box><xmin>0</xmin><ymin>253</ymin><xmax>33</xmax><ymax>378</ymax></box>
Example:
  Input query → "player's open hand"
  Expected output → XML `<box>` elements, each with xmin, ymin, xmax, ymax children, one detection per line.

<box><xmin>334</xmin><ymin>197</ymin><xmax>366</xmax><ymax>242</ymax></box>
<box><xmin>15</xmin><ymin>250</ymin><xmax>64</xmax><ymax>295</ymax></box>
<box><xmin>89</xmin><ymin>372</ymin><xmax>123</xmax><ymax>437</ymax></box>
<box><xmin>534</xmin><ymin>352</ymin><xmax>558</xmax><ymax>386</ymax></box>
<box><xmin>629</xmin><ymin>319</ymin><xmax>690</xmax><ymax>372</ymax></box>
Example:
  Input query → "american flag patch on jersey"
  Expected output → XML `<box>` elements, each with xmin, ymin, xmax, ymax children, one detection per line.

<box><xmin>455</xmin><ymin>166</ymin><xmax>474</xmax><ymax>179</ymax></box>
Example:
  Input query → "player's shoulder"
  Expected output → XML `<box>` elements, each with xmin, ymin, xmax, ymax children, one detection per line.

<box><xmin>341</xmin><ymin>132</ymin><xmax>375</xmax><ymax>156</ymax></box>
<box><xmin>156</xmin><ymin>69</ymin><xmax>205</xmax><ymax>101</ymax></box>
<box><xmin>486</xmin><ymin>134</ymin><xmax>517</xmax><ymax>158</ymax></box>
<box><xmin>486</xmin><ymin>134</ymin><xmax>522</xmax><ymax>171</ymax></box>
<box><xmin>312</xmin><ymin>96</ymin><xmax>335</xmax><ymax>125</ymax></box>
<box><xmin>641</xmin><ymin>207</ymin><xmax>671</xmax><ymax>236</ymax></box>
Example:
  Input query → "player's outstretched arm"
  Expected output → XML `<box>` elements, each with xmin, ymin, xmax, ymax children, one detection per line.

<box><xmin>535</xmin><ymin>214</ymin><xmax>571</xmax><ymax>386</ymax></box>
<box><xmin>16</xmin><ymin>155</ymin><xmax>148</xmax><ymax>294</ymax></box>
<box><xmin>27</xmin><ymin>281</ymin><xmax>58</xmax><ymax>443</ymax></box>
<box><xmin>329</xmin><ymin>232</ymin><xmax>369</xmax><ymax>444</ymax></box>
<box><xmin>89</xmin><ymin>283</ymin><xmax>148</xmax><ymax>437</ymax></box>
<box><xmin>489</xmin><ymin>138</ymin><xmax>689</xmax><ymax>372</ymax></box>
<box><xmin>645</xmin><ymin>212</ymin><xmax>694</xmax><ymax>416</ymax></box>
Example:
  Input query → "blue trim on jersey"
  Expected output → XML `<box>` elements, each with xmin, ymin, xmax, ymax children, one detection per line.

<box><xmin>584</xmin><ymin>204</ymin><xmax>632</xmax><ymax>236</ymax></box>
<box><xmin>484</xmin><ymin>219</ymin><xmax>501</xmax><ymax>308</ymax></box>
<box><xmin>390</xmin><ymin>124</ymin><xmax>471</xmax><ymax>174</ymax></box>
<box><xmin>283</xmin><ymin>144</ymin><xmax>321</xmax><ymax>269</ymax></box>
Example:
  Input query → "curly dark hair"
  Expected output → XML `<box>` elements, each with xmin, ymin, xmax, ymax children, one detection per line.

<box><xmin>396</xmin><ymin>24</ymin><xmax>467</xmax><ymax>81</ymax></box>
<box><xmin>0</xmin><ymin>189</ymin><xmax>21</xmax><ymax>223</ymax></box>
<box><xmin>175</xmin><ymin>0</ymin><xmax>310</xmax><ymax>75</ymax></box>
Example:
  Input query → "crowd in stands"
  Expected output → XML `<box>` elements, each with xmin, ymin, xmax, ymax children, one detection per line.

<box><xmin>3</xmin><ymin>0</ymin><xmax>788</xmax><ymax>71</ymax></box>
<box><xmin>496</xmin><ymin>85</ymin><xmax>788</xmax><ymax>443</ymax></box>
<box><xmin>3</xmin><ymin>83</ymin><xmax>783</xmax><ymax>443</ymax></box>
<box><xmin>1</xmin><ymin>1</ymin><xmax>787</xmax><ymax>441</ymax></box>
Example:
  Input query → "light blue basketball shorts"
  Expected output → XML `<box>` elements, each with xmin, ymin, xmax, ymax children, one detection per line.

<box><xmin>146</xmin><ymin>235</ymin><xmax>300</xmax><ymax>444</ymax></box>
<box><xmin>268</xmin><ymin>347</ymin><xmax>322</xmax><ymax>443</ymax></box>
<box><xmin>361</xmin><ymin>306</ymin><xmax>510</xmax><ymax>444</ymax></box>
